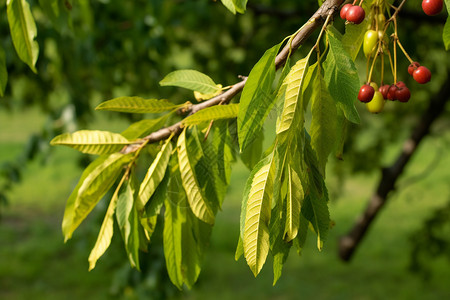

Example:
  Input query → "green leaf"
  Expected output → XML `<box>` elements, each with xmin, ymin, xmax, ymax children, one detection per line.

<box><xmin>269</xmin><ymin>169</ymin><xmax>290</xmax><ymax>285</ymax></box>
<box><xmin>324</xmin><ymin>29</ymin><xmax>360</xmax><ymax>124</ymax></box>
<box><xmin>50</xmin><ymin>130</ymin><xmax>132</xmax><ymax>155</ymax></box>
<box><xmin>116</xmin><ymin>177</ymin><xmax>141</xmax><ymax>270</ymax></box>
<box><xmin>444</xmin><ymin>16</ymin><xmax>450</xmax><ymax>50</ymax></box>
<box><xmin>301</xmin><ymin>191</ymin><xmax>330</xmax><ymax>251</ymax></box>
<box><xmin>220</xmin><ymin>0</ymin><xmax>236</xmax><ymax>14</ymax></box>
<box><xmin>235</xmin><ymin>236</ymin><xmax>244</xmax><ymax>261</ymax></box>
<box><xmin>160</xmin><ymin>69</ymin><xmax>222</xmax><ymax>95</ymax></box>
<box><xmin>63</xmin><ymin>153</ymin><xmax>132</xmax><ymax>241</ymax></box>
<box><xmin>237</xmin><ymin>42</ymin><xmax>283</xmax><ymax>151</ymax></box>
<box><xmin>88</xmin><ymin>192</ymin><xmax>117</xmax><ymax>271</ymax></box>
<box><xmin>7</xmin><ymin>0</ymin><xmax>39</xmax><ymax>73</ymax></box>
<box><xmin>96</xmin><ymin>97</ymin><xmax>181</xmax><ymax>114</ymax></box>
<box><xmin>341</xmin><ymin>18</ymin><xmax>369</xmax><ymax>61</ymax></box>
<box><xmin>243</xmin><ymin>152</ymin><xmax>275</xmax><ymax>276</ymax></box>
<box><xmin>137</xmin><ymin>137</ymin><xmax>173</xmax><ymax>210</ymax></box>
<box><xmin>182</xmin><ymin>103</ymin><xmax>239</xmax><ymax>126</ymax></box>
<box><xmin>163</xmin><ymin>178</ymin><xmax>184</xmax><ymax>290</ymax></box>
<box><xmin>221</xmin><ymin>0</ymin><xmax>247</xmax><ymax>14</ymax></box>
<box><xmin>121</xmin><ymin>114</ymin><xmax>171</xmax><ymax>140</ymax></box>
<box><xmin>309</xmin><ymin>67</ymin><xmax>337</xmax><ymax>177</ymax></box>
<box><xmin>0</xmin><ymin>47</ymin><xmax>7</xmax><ymax>97</ymax></box>
<box><xmin>284</xmin><ymin>165</ymin><xmax>303</xmax><ymax>242</ymax></box>
<box><xmin>177</xmin><ymin>128</ymin><xmax>215</xmax><ymax>224</ymax></box>
<box><xmin>276</xmin><ymin>53</ymin><xmax>311</xmax><ymax>137</ymax></box>
<box><xmin>240</xmin><ymin>129</ymin><xmax>263</xmax><ymax>170</ymax></box>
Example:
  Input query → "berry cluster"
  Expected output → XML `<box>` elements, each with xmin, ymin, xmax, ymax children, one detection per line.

<box><xmin>340</xmin><ymin>3</ymin><xmax>366</xmax><ymax>24</ymax></box>
<box><xmin>340</xmin><ymin>1</ymin><xmax>439</xmax><ymax>113</ymax></box>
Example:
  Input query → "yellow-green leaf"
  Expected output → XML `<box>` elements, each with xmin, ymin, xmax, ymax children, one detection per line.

<box><xmin>7</xmin><ymin>0</ymin><xmax>39</xmax><ymax>73</ymax></box>
<box><xmin>96</xmin><ymin>97</ymin><xmax>181</xmax><ymax>113</ymax></box>
<box><xmin>284</xmin><ymin>165</ymin><xmax>303</xmax><ymax>242</ymax></box>
<box><xmin>182</xmin><ymin>104</ymin><xmax>239</xmax><ymax>126</ymax></box>
<box><xmin>276</xmin><ymin>54</ymin><xmax>311</xmax><ymax>136</ymax></box>
<box><xmin>137</xmin><ymin>137</ymin><xmax>173</xmax><ymax>210</ymax></box>
<box><xmin>50</xmin><ymin>130</ymin><xmax>132</xmax><ymax>155</ymax></box>
<box><xmin>63</xmin><ymin>153</ymin><xmax>132</xmax><ymax>241</ymax></box>
<box><xmin>177</xmin><ymin>128</ymin><xmax>215</xmax><ymax>224</ymax></box>
<box><xmin>243</xmin><ymin>153</ymin><xmax>275</xmax><ymax>276</ymax></box>
<box><xmin>88</xmin><ymin>194</ymin><xmax>117</xmax><ymax>271</ymax></box>
<box><xmin>160</xmin><ymin>69</ymin><xmax>221</xmax><ymax>95</ymax></box>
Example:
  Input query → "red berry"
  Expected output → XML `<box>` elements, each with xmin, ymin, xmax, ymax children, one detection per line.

<box><xmin>379</xmin><ymin>85</ymin><xmax>390</xmax><ymax>99</ymax></box>
<box><xmin>422</xmin><ymin>0</ymin><xmax>443</xmax><ymax>16</ymax></box>
<box><xmin>387</xmin><ymin>84</ymin><xmax>398</xmax><ymax>101</ymax></box>
<box><xmin>358</xmin><ymin>84</ymin><xmax>375</xmax><ymax>103</ymax></box>
<box><xmin>408</xmin><ymin>62</ymin><xmax>420</xmax><ymax>76</ymax></box>
<box><xmin>340</xmin><ymin>4</ymin><xmax>353</xmax><ymax>20</ymax></box>
<box><xmin>396</xmin><ymin>81</ymin><xmax>406</xmax><ymax>88</ymax></box>
<box><xmin>346</xmin><ymin>6</ymin><xmax>365</xmax><ymax>24</ymax></box>
<box><xmin>395</xmin><ymin>87</ymin><xmax>411</xmax><ymax>102</ymax></box>
<box><xmin>413</xmin><ymin>66</ymin><xmax>432</xmax><ymax>84</ymax></box>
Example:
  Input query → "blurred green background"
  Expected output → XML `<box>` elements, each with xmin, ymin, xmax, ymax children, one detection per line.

<box><xmin>1</xmin><ymin>0</ymin><xmax>450</xmax><ymax>299</ymax></box>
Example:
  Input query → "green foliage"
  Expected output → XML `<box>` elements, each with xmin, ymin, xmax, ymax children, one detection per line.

<box><xmin>7</xmin><ymin>0</ymin><xmax>39</xmax><ymax>73</ymax></box>
<box><xmin>220</xmin><ymin>0</ymin><xmax>247</xmax><ymax>14</ymax></box>
<box><xmin>39</xmin><ymin>0</ymin><xmax>450</xmax><ymax>291</ymax></box>
<box><xmin>160</xmin><ymin>69</ymin><xmax>222</xmax><ymax>95</ymax></box>
<box><xmin>50</xmin><ymin>130</ymin><xmax>132</xmax><ymax>155</ymax></box>
<box><xmin>238</xmin><ymin>42</ymin><xmax>283</xmax><ymax>152</ymax></box>
<box><xmin>323</xmin><ymin>28</ymin><xmax>360</xmax><ymax>124</ymax></box>
<box><xmin>182</xmin><ymin>103</ymin><xmax>239</xmax><ymax>126</ymax></box>
<box><xmin>96</xmin><ymin>97</ymin><xmax>182</xmax><ymax>114</ymax></box>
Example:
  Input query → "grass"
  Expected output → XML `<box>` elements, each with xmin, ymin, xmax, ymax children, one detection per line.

<box><xmin>1</xmin><ymin>109</ymin><xmax>450</xmax><ymax>299</ymax></box>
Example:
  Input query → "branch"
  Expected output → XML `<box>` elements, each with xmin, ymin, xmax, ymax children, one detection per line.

<box><xmin>122</xmin><ymin>0</ymin><xmax>344</xmax><ymax>154</ymax></box>
<box><xmin>338</xmin><ymin>76</ymin><xmax>450</xmax><ymax>262</ymax></box>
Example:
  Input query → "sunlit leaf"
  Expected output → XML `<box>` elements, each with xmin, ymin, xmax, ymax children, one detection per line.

<box><xmin>63</xmin><ymin>153</ymin><xmax>132</xmax><ymax>241</ymax></box>
<box><xmin>160</xmin><ymin>69</ymin><xmax>221</xmax><ymax>95</ymax></box>
<box><xmin>182</xmin><ymin>104</ymin><xmax>239</xmax><ymax>126</ymax></box>
<box><xmin>238</xmin><ymin>42</ymin><xmax>282</xmax><ymax>151</ymax></box>
<box><xmin>137</xmin><ymin>136</ymin><xmax>173</xmax><ymax>210</ymax></box>
<box><xmin>284</xmin><ymin>165</ymin><xmax>303</xmax><ymax>242</ymax></box>
<box><xmin>177</xmin><ymin>128</ymin><xmax>215</xmax><ymax>224</ymax></box>
<box><xmin>50</xmin><ymin>130</ymin><xmax>132</xmax><ymax>155</ymax></box>
<box><xmin>276</xmin><ymin>53</ymin><xmax>311</xmax><ymax>137</ymax></box>
<box><xmin>88</xmin><ymin>192</ymin><xmax>117</xmax><ymax>271</ymax></box>
<box><xmin>96</xmin><ymin>97</ymin><xmax>181</xmax><ymax>113</ymax></box>
<box><xmin>7</xmin><ymin>0</ymin><xmax>39</xmax><ymax>73</ymax></box>
<box><xmin>243</xmin><ymin>153</ymin><xmax>275</xmax><ymax>276</ymax></box>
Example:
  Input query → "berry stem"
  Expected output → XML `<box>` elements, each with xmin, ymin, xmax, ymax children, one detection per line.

<box><xmin>387</xmin><ymin>50</ymin><xmax>395</xmax><ymax>82</ymax></box>
<box><xmin>393</xmin><ymin>17</ymin><xmax>398</xmax><ymax>83</ymax></box>
<box><xmin>313</xmin><ymin>12</ymin><xmax>332</xmax><ymax>52</ymax></box>
<box><xmin>396</xmin><ymin>38</ymin><xmax>414</xmax><ymax>64</ymax></box>
<box><xmin>367</xmin><ymin>51</ymin><xmax>379</xmax><ymax>83</ymax></box>
<box><xmin>380</xmin><ymin>53</ymin><xmax>385</xmax><ymax>84</ymax></box>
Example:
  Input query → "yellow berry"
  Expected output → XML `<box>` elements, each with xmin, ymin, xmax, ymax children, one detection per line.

<box><xmin>366</xmin><ymin>91</ymin><xmax>385</xmax><ymax>113</ymax></box>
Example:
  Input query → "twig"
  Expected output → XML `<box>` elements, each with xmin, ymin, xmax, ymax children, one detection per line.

<box><xmin>121</xmin><ymin>0</ymin><xmax>344</xmax><ymax>154</ymax></box>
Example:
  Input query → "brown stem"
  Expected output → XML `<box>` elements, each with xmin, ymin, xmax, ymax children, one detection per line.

<box><xmin>121</xmin><ymin>0</ymin><xmax>344</xmax><ymax>154</ymax></box>
<box><xmin>338</xmin><ymin>76</ymin><xmax>450</xmax><ymax>262</ymax></box>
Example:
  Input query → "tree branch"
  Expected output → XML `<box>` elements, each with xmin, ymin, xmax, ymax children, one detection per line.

<box><xmin>122</xmin><ymin>0</ymin><xmax>344</xmax><ymax>154</ymax></box>
<box><xmin>338</xmin><ymin>76</ymin><xmax>450</xmax><ymax>262</ymax></box>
